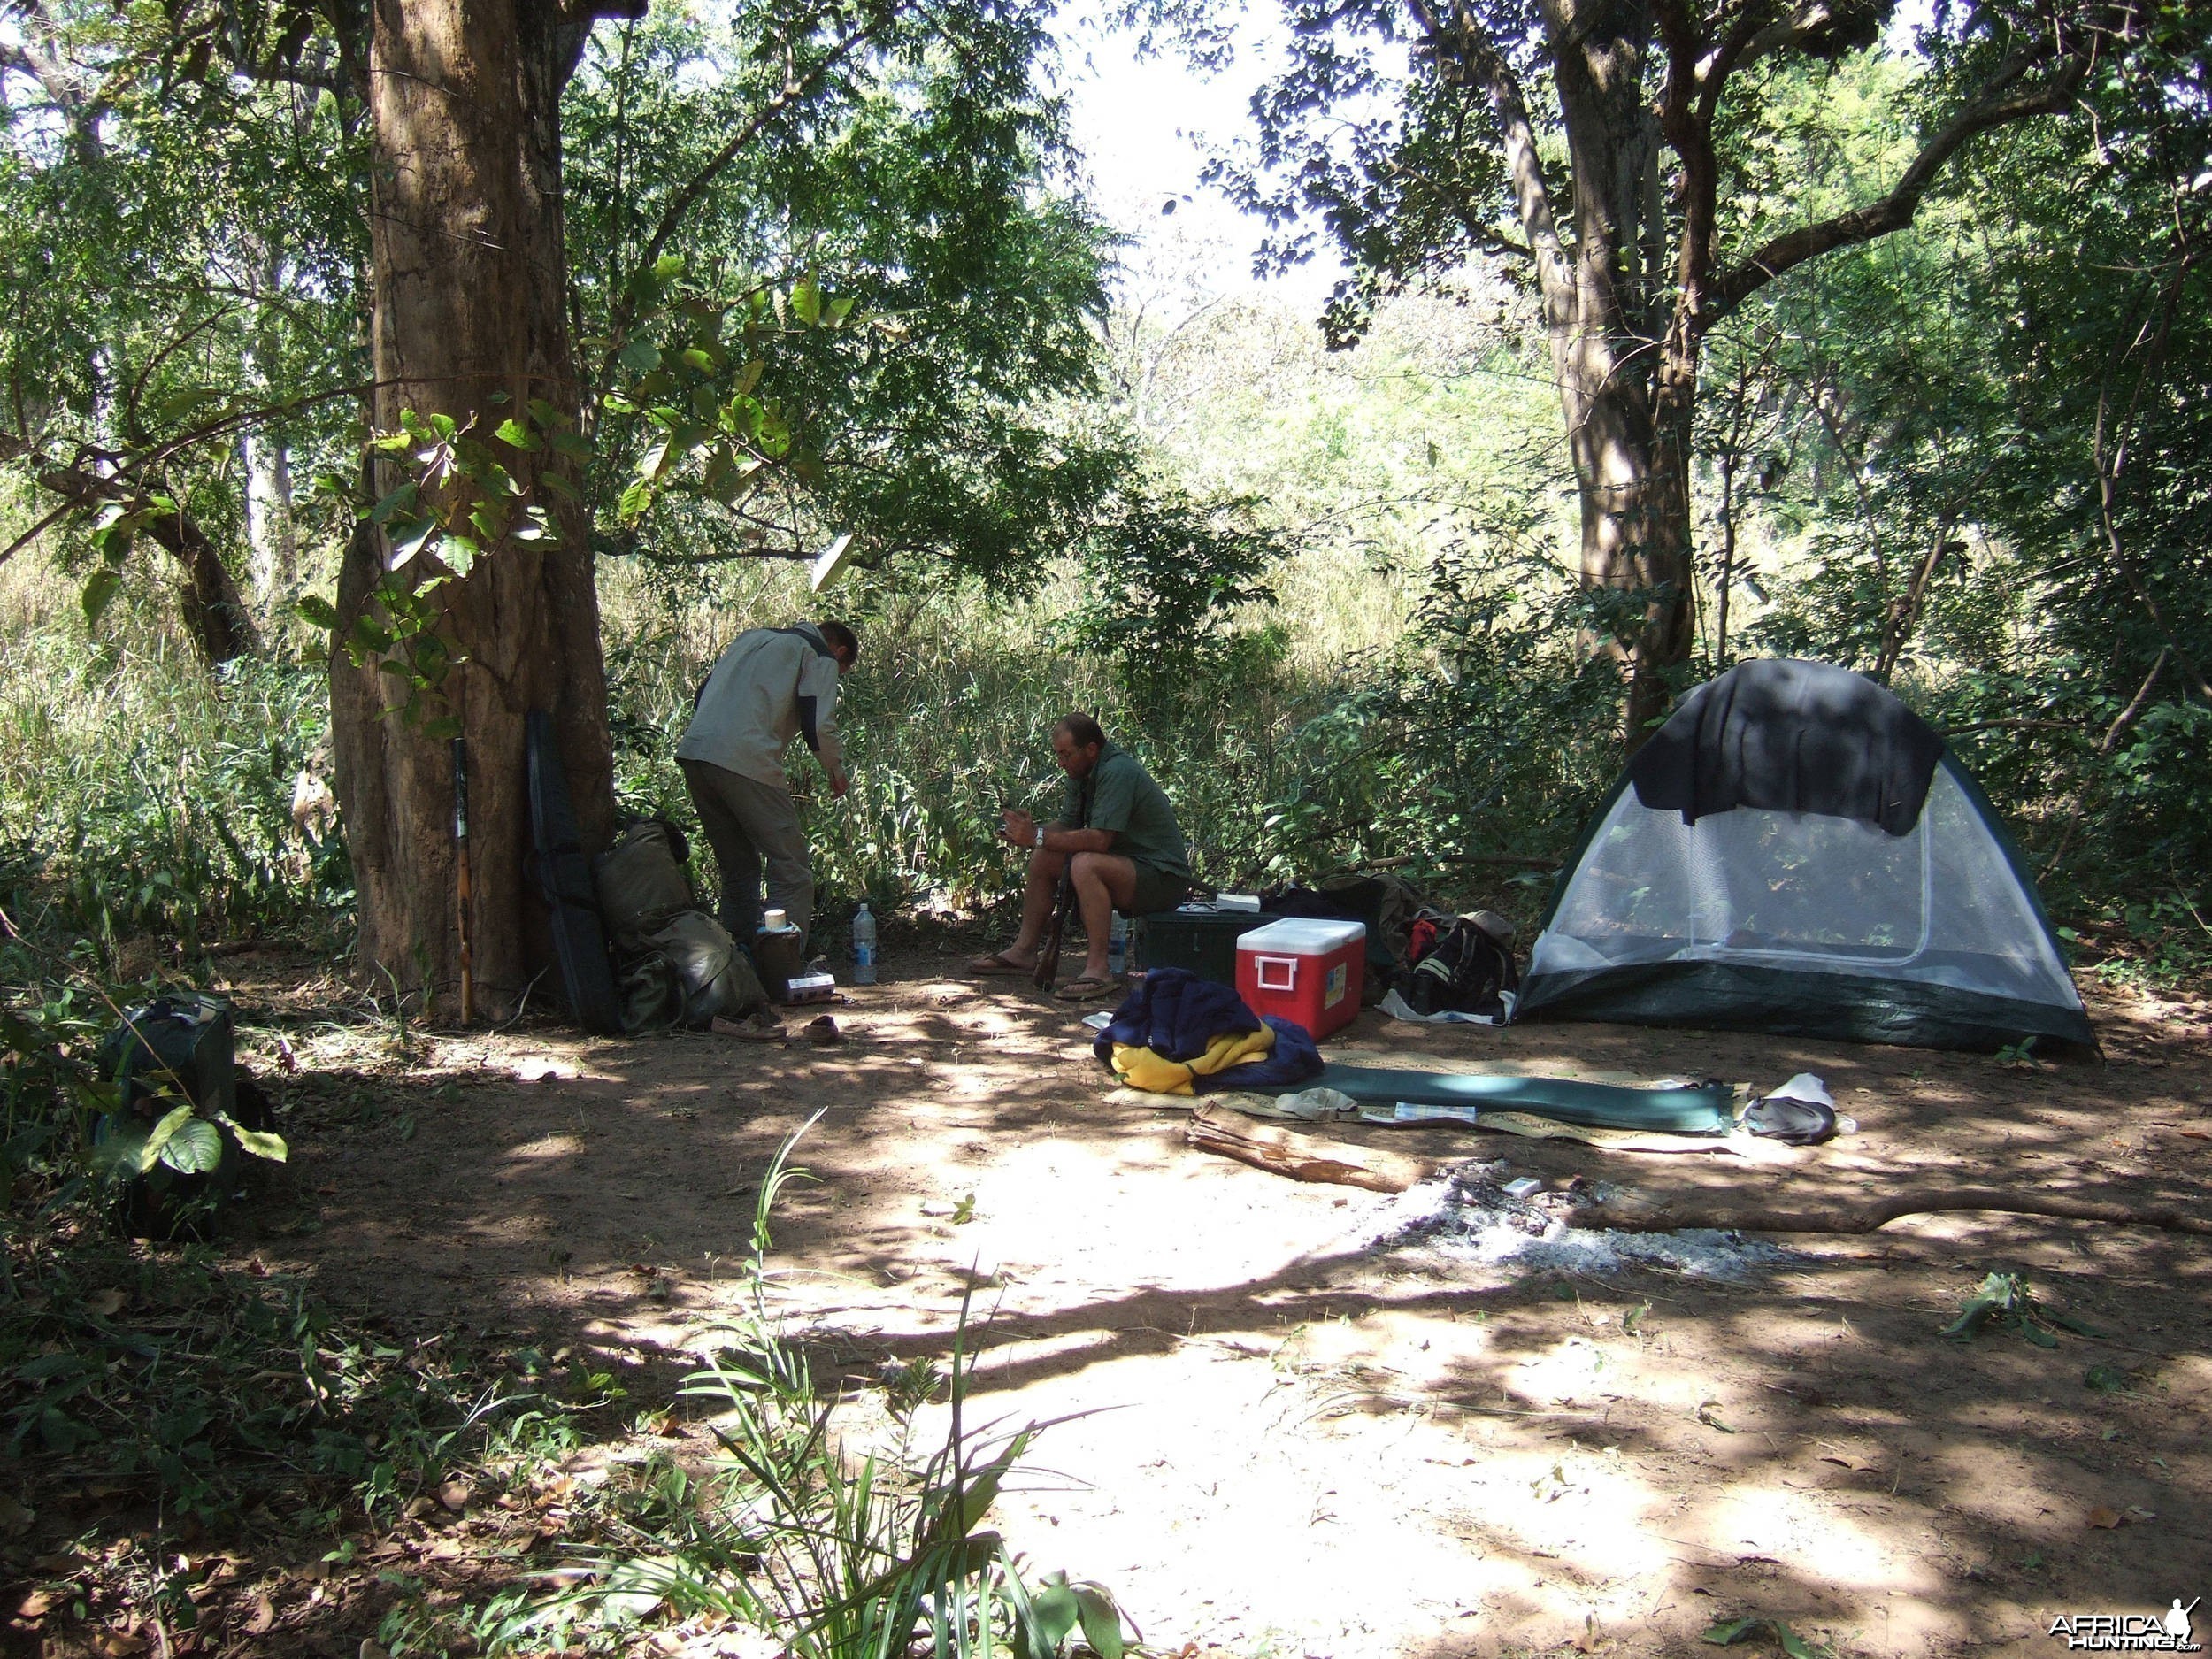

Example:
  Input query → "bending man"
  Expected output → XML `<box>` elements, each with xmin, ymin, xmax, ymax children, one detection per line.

<box><xmin>970</xmin><ymin>713</ymin><xmax>1190</xmax><ymax>1000</ymax></box>
<box><xmin>677</xmin><ymin>618</ymin><xmax>857</xmax><ymax>951</ymax></box>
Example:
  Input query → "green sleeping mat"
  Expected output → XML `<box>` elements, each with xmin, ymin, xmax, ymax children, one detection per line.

<box><xmin>1316</xmin><ymin>1064</ymin><xmax>1733</xmax><ymax>1134</ymax></box>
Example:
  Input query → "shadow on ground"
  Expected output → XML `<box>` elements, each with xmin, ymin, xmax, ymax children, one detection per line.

<box><xmin>15</xmin><ymin>941</ymin><xmax>2210</xmax><ymax>1657</ymax></box>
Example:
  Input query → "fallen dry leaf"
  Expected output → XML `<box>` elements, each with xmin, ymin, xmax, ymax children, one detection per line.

<box><xmin>2086</xmin><ymin>1505</ymin><xmax>2124</xmax><ymax>1529</ymax></box>
<box><xmin>13</xmin><ymin>1589</ymin><xmax>54</xmax><ymax>1620</ymax></box>
<box><xmin>245</xmin><ymin>1595</ymin><xmax>276</xmax><ymax>1635</ymax></box>
<box><xmin>85</xmin><ymin>1288</ymin><xmax>126</xmax><ymax>1318</ymax></box>
<box><xmin>96</xmin><ymin>1630</ymin><xmax>148</xmax><ymax>1656</ymax></box>
<box><xmin>436</xmin><ymin>1479</ymin><xmax>472</xmax><ymax>1512</ymax></box>
<box><xmin>0</xmin><ymin>1493</ymin><xmax>34</xmax><ymax>1536</ymax></box>
<box><xmin>403</xmin><ymin>1495</ymin><xmax>434</xmax><ymax>1520</ymax></box>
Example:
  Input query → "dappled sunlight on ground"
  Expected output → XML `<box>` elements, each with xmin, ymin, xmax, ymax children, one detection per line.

<box><xmin>211</xmin><ymin>951</ymin><xmax>2212</xmax><ymax>1657</ymax></box>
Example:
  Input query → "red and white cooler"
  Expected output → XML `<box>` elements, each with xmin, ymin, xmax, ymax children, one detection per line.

<box><xmin>1235</xmin><ymin>917</ymin><xmax>1366</xmax><ymax>1040</ymax></box>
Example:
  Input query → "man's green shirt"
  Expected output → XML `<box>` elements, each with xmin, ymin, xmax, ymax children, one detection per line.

<box><xmin>1057</xmin><ymin>741</ymin><xmax>1190</xmax><ymax>880</ymax></box>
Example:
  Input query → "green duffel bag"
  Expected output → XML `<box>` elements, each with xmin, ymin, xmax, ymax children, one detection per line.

<box><xmin>618</xmin><ymin>910</ymin><xmax>769</xmax><ymax>1031</ymax></box>
<box><xmin>593</xmin><ymin>818</ymin><xmax>695</xmax><ymax>954</ymax></box>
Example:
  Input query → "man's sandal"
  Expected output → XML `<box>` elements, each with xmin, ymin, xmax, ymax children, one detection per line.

<box><xmin>967</xmin><ymin>951</ymin><xmax>1034</xmax><ymax>977</ymax></box>
<box><xmin>1055</xmin><ymin>975</ymin><xmax>1120</xmax><ymax>1002</ymax></box>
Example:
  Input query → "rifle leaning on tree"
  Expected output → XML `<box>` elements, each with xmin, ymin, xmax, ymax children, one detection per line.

<box><xmin>1033</xmin><ymin>774</ymin><xmax>1092</xmax><ymax>992</ymax></box>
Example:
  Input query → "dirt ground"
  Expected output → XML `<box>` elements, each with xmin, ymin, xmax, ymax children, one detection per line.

<box><xmin>223</xmin><ymin>939</ymin><xmax>2212</xmax><ymax>1659</ymax></box>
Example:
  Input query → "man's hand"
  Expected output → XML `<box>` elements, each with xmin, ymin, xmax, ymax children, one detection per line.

<box><xmin>1001</xmin><ymin>808</ymin><xmax>1036</xmax><ymax>849</ymax></box>
<box><xmin>828</xmin><ymin>770</ymin><xmax>851</xmax><ymax>800</ymax></box>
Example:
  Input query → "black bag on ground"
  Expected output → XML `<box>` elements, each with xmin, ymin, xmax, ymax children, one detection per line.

<box><xmin>94</xmin><ymin>994</ymin><xmax>273</xmax><ymax>1240</ymax></box>
<box><xmin>1402</xmin><ymin>913</ymin><xmax>1520</xmax><ymax>1018</ymax></box>
<box><xmin>527</xmin><ymin>710</ymin><xmax>623</xmax><ymax>1035</ymax></box>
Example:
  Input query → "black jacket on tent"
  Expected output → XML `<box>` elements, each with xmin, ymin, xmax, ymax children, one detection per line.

<box><xmin>1517</xmin><ymin>660</ymin><xmax>2095</xmax><ymax>1055</ymax></box>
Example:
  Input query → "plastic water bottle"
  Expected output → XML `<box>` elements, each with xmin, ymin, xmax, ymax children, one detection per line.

<box><xmin>1108</xmin><ymin>912</ymin><xmax>1127</xmax><ymax>977</ymax></box>
<box><xmin>851</xmin><ymin>901</ymin><xmax>878</xmax><ymax>985</ymax></box>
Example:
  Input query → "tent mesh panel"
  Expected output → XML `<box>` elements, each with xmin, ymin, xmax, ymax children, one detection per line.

<box><xmin>1523</xmin><ymin>761</ymin><xmax>2090</xmax><ymax>1049</ymax></box>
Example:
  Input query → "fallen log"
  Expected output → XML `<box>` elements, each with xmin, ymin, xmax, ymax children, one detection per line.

<box><xmin>1567</xmin><ymin>1187</ymin><xmax>2212</xmax><ymax>1238</ymax></box>
<box><xmin>1186</xmin><ymin>1103</ymin><xmax>1434</xmax><ymax>1194</ymax></box>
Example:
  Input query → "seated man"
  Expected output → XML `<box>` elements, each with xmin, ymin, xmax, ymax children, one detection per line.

<box><xmin>969</xmin><ymin>713</ymin><xmax>1191</xmax><ymax>1000</ymax></box>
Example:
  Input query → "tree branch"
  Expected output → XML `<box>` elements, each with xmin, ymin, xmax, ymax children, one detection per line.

<box><xmin>1571</xmin><ymin>1186</ymin><xmax>2211</xmax><ymax>1238</ymax></box>
<box><xmin>1409</xmin><ymin>0</ymin><xmax>1575</xmax><ymax>316</ymax></box>
<box><xmin>1700</xmin><ymin>37</ymin><xmax>2086</xmax><ymax>326</ymax></box>
<box><xmin>626</xmin><ymin>13</ymin><xmax>891</xmax><ymax>282</ymax></box>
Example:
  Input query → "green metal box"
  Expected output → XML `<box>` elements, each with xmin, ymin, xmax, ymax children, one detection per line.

<box><xmin>1132</xmin><ymin>907</ymin><xmax>1285</xmax><ymax>987</ymax></box>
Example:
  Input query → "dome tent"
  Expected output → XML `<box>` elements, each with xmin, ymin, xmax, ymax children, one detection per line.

<box><xmin>1517</xmin><ymin>659</ymin><xmax>2093</xmax><ymax>1054</ymax></box>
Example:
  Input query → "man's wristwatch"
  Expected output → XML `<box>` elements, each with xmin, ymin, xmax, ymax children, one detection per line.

<box><xmin>1033</xmin><ymin>825</ymin><xmax>1046</xmax><ymax>848</ymax></box>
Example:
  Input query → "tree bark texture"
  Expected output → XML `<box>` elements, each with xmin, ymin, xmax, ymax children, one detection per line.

<box><xmin>1452</xmin><ymin>0</ymin><xmax>1696</xmax><ymax>749</ymax></box>
<box><xmin>333</xmin><ymin>0</ymin><xmax>611</xmax><ymax>1022</ymax></box>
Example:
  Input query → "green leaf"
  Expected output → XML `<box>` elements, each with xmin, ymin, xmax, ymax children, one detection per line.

<box><xmin>81</xmin><ymin>567</ymin><xmax>122</xmax><ymax>626</ymax></box>
<box><xmin>617</xmin><ymin>340</ymin><xmax>662</xmax><ymax>374</ymax></box>
<box><xmin>368</xmin><ymin>481</ymin><xmax>419</xmax><ymax>524</ymax></box>
<box><xmin>388</xmin><ymin>516</ymin><xmax>440</xmax><ymax>566</ymax></box>
<box><xmin>1702</xmin><ymin>1617</ymin><xmax>1765</xmax><ymax>1647</ymax></box>
<box><xmin>91</xmin><ymin>1124</ymin><xmax>150</xmax><ymax>1179</ymax></box>
<box><xmin>295</xmin><ymin>593</ymin><xmax>341</xmax><ymax>630</ymax></box>
<box><xmin>681</xmin><ymin>347</ymin><xmax>718</xmax><ymax>373</ymax></box>
<box><xmin>549</xmin><ymin>428</ymin><xmax>594</xmax><ymax>459</ymax></box>
<box><xmin>789</xmin><ymin>278</ymin><xmax>823</xmax><ymax>326</ymax></box>
<box><xmin>158</xmin><ymin>1116</ymin><xmax>224</xmax><ymax>1175</ymax></box>
<box><xmin>1027</xmin><ymin>1574</ymin><xmax>1081</xmax><ymax>1652</ymax></box>
<box><xmin>420</xmin><ymin>715</ymin><xmax>463</xmax><ymax>741</ymax></box>
<box><xmin>442</xmin><ymin>534</ymin><xmax>478</xmax><ymax>577</ymax></box>
<box><xmin>1072</xmin><ymin>1582</ymin><xmax>1126</xmax><ymax>1659</ymax></box>
<box><xmin>215</xmin><ymin>1118</ymin><xmax>286</xmax><ymax>1171</ymax></box>
<box><xmin>139</xmin><ymin>1102</ymin><xmax>198</xmax><ymax>1173</ymax></box>
<box><xmin>494</xmin><ymin>417</ymin><xmax>538</xmax><ymax>451</ymax></box>
<box><xmin>652</xmin><ymin>252</ymin><xmax>686</xmax><ymax>282</ymax></box>
<box><xmin>526</xmin><ymin>397</ymin><xmax>565</xmax><ymax>431</ymax></box>
<box><xmin>349</xmin><ymin>615</ymin><xmax>395</xmax><ymax>657</ymax></box>
<box><xmin>1774</xmin><ymin>1622</ymin><xmax>1822</xmax><ymax>1659</ymax></box>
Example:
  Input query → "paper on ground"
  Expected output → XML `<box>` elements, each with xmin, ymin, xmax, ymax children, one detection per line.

<box><xmin>1379</xmin><ymin>987</ymin><xmax>1515</xmax><ymax>1025</ymax></box>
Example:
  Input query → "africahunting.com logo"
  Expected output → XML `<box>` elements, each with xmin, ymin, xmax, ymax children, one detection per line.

<box><xmin>2050</xmin><ymin>1600</ymin><xmax>2200</xmax><ymax>1653</ymax></box>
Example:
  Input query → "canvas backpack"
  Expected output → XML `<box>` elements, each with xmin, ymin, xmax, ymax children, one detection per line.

<box><xmin>593</xmin><ymin>818</ymin><xmax>697</xmax><ymax>953</ymax></box>
<box><xmin>592</xmin><ymin>817</ymin><xmax>768</xmax><ymax>1030</ymax></box>
<box><xmin>615</xmin><ymin>911</ymin><xmax>767</xmax><ymax>1031</ymax></box>
<box><xmin>1401</xmin><ymin>912</ymin><xmax>1519</xmax><ymax>1018</ymax></box>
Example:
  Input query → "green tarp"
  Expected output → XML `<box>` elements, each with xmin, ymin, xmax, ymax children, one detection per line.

<box><xmin>1316</xmin><ymin>1064</ymin><xmax>1734</xmax><ymax>1133</ymax></box>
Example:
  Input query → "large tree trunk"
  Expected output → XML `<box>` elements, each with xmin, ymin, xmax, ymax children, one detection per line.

<box><xmin>1536</xmin><ymin>0</ymin><xmax>1696</xmax><ymax>749</ymax></box>
<box><xmin>331</xmin><ymin>0</ymin><xmax>612</xmax><ymax>1023</ymax></box>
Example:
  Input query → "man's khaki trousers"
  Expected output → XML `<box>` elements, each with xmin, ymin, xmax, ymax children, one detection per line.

<box><xmin>680</xmin><ymin>759</ymin><xmax>814</xmax><ymax>948</ymax></box>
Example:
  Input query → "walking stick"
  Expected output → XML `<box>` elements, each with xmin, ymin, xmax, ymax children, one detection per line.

<box><xmin>1033</xmin><ymin>775</ymin><xmax>1090</xmax><ymax>992</ymax></box>
<box><xmin>452</xmin><ymin>735</ymin><xmax>474</xmax><ymax>1025</ymax></box>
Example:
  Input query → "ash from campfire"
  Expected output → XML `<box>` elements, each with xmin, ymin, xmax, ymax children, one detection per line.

<box><xmin>1363</xmin><ymin>1161</ymin><xmax>1799</xmax><ymax>1279</ymax></box>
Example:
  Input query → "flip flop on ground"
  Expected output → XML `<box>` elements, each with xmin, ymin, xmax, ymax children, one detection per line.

<box><xmin>967</xmin><ymin>951</ymin><xmax>1035</xmax><ymax>977</ymax></box>
<box><xmin>1055</xmin><ymin>975</ymin><xmax>1120</xmax><ymax>1002</ymax></box>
